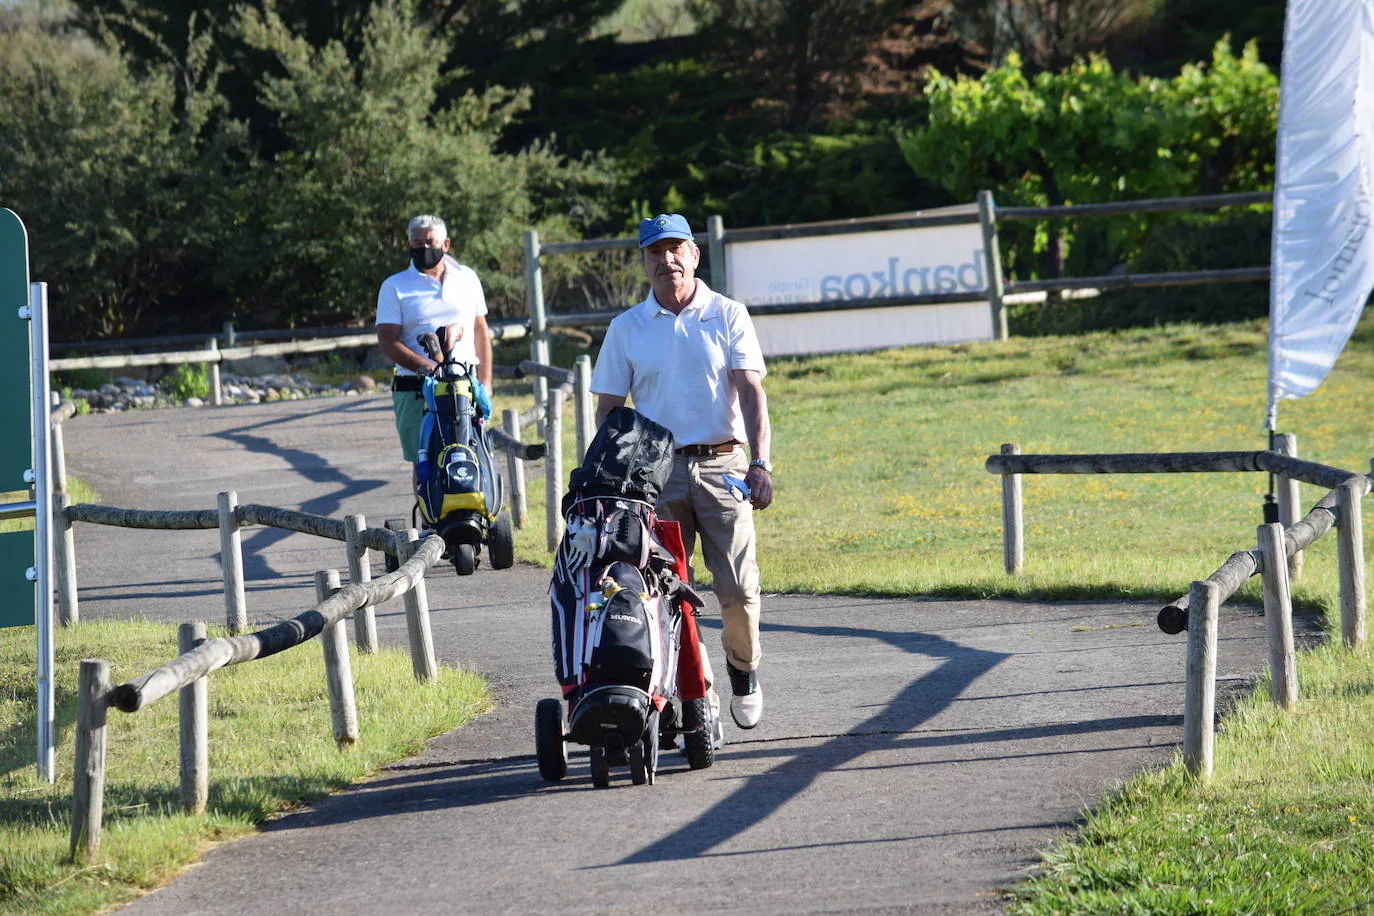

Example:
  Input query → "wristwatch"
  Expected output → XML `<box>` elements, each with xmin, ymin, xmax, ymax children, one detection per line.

<box><xmin>749</xmin><ymin>458</ymin><xmax>773</xmax><ymax>474</ymax></box>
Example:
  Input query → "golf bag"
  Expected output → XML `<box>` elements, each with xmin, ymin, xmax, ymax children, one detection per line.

<box><xmin>543</xmin><ymin>406</ymin><xmax>716</xmax><ymax>782</ymax></box>
<box><xmin>412</xmin><ymin>329</ymin><xmax>512</xmax><ymax>575</ymax></box>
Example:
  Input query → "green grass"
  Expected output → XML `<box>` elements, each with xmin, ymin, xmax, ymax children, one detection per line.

<box><xmin>493</xmin><ymin>314</ymin><xmax>1374</xmax><ymax>913</ymax></box>
<box><xmin>501</xmin><ymin>317</ymin><xmax>1374</xmax><ymax>612</ymax></box>
<box><xmin>0</xmin><ymin>619</ymin><xmax>490</xmax><ymax>914</ymax></box>
<box><xmin>1007</xmin><ymin>643</ymin><xmax>1374</xmax><ymax>914</ymax></box>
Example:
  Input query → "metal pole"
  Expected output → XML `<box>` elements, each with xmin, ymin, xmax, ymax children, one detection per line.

<box><xmin>28</xmin><ymin>282</ymin><xmax>55</xmax><ymax>782</ymax></box>
<box><xmin>524</xmin><ymin>230</ymin><xmax>550</xmax><ymax>431</ymax></box>
<box><xmin>976</xmin><ymin>191</ymin><xmax>1008</xmax><ymax>341</ymax></box>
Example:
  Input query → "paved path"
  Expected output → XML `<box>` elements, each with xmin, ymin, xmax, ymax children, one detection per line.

<box><xmin>59</xmin><ymin>396</ymin><xmax>1311</xmax><ymax>914</ymax></box>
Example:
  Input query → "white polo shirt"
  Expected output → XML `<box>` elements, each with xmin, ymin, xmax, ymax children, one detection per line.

<box><xmin>592</xmin><ymin>280</ymin><xmax>766</xmax><ymax>447</ymax></box>
<box><xmin>375</xmin><ymin>256</ymin><xmax>488</xmax><ymax>374</ymax></box>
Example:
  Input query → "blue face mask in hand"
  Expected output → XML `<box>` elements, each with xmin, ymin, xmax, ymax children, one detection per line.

<box><xmin>722</xmin><ymin>473</ymin><xmax>751</xmax><ymax>503</ymax></box>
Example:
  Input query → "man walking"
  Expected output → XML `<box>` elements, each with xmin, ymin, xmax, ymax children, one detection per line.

<box><xmin>375</xmin><ymin>214</ymin><xmax>492</xmax><ymax>469</ymax></box>
<box><xmin>592</xmin><ymin>213</ymin><xmax>774</xmax><ymax>729</ymax></box>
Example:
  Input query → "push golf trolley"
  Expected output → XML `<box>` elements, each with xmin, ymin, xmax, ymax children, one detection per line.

<box><xmin>394</xmin><ymin>328</ymin><xmax>513</xmax><ymax>577</ymax></box>
<box><xmin>535</xmin><ymin>407</ymin><xmax>721</xmax><ymax>788</ymax></box>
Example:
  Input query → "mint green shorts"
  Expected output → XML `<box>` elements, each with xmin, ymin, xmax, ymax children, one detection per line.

<box><xmin>393</xmin><ymin>391</ymin><xmax>424</xmax><ymax>461</ymax></box>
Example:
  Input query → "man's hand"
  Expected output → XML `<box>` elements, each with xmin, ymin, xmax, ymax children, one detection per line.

<box><xmin>745</xmin><ymin>466</ymin><xmax>773</xmax><ymax>510</ymax></box>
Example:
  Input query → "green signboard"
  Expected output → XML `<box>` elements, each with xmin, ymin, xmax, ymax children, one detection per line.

<box><xmin>0</xmin><ymin>208</ymin><xmax>35</xmax><ymax>628</ymax></box>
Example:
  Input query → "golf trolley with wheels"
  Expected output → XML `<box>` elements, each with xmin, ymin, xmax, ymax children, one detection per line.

<box><xmin>535</xmin><ymin>406</ymin><xmax>721</xmax><ymax>788</ymax></box>
<box><xmin>388</xmin><ymin>327</ymin><xmax>514</xmax><ymax>577</ymax></box>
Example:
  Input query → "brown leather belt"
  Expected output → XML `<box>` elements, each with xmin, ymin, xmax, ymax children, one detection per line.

<box><xmin>675</xmin><ymin>441</ymin><xmax>739</xmax><ymax>457</ymax></box>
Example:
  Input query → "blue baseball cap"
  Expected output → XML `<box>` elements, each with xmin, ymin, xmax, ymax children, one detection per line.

<box><xmin>638</xmin><ymin>213</ymin><xmax>694</xmax><ymax>248</ymax></box>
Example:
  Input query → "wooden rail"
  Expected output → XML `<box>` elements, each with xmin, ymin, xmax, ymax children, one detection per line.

<box><xmin>985</xmin><ymin>439</ymin><xmax>1368</xmax><ymax>783</ymax></box>
<box><xmin>67</xmin><ymin>514</ymin><xmax>446</xmax><ymax>858</ymax></box>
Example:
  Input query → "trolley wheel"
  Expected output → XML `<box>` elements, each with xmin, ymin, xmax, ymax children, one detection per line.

<box><xmin>534</xmin><ymin>698</ymin><xmax>567</xmax><ymax>782</ymax></box>
<box><xmin>642</xmin><ymin>708</ymin><xmax>660</xmax><ymax>786</ymax></box>
<box><xmin>589</xmin><ymin>744</ymin><xmax>611</xmax><ymax>788</ymax></box>
<box><xmin>489</xmin><ymin>511</ymin><xmax>515</xmax><ymax>570</ymax></box>
<box><xmin>681</xmin><ymin>696</ymin><xmax>715</xmax><ymax>770</ymax></box>
<box><xmin>628</xmin><ymin>740</ymin><xmax>648</xmax><ymax>786</ymax></box>
<box><xmin>452</xmin><ymin>542</ymin><xmax>477</xmax><ymax>576</ymax></box>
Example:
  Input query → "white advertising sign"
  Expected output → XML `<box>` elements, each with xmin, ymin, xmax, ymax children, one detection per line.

<box><xmin>725</xmin><ymin>214</ymin><xmax>992</xmax><ymax>357</ymax></box>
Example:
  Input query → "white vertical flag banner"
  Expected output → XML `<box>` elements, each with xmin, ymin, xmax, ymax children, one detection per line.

<box><xmin>1268</xmin><ymin>0</ymin><xmax>1374</xmax><ymax>429</ymax></box>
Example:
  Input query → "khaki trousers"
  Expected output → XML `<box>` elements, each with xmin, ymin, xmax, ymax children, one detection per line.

<box><xmin>656</xmin><ymin>448</ymin><xmax>762</xmax><ymax>672</ymax></box>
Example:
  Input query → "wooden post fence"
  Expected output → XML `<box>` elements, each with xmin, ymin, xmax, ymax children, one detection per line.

<box><xmin>1256</xmin><ymin>524</ymin><xmax>1298</xmax><ymax>709</ymax></box>
<box><xmin>344</xmin><ymin>514</ymin><xmax>378</xmax><ymax>654</ymax></box>
<box><xmin>54</xmin><ymin>491</ymin><xmax>78</xmax><ymax>626</ymax></box>
<box><xmin>218</xmin><ymin>491</ymin><xmax>248</xmax><ymax>634</ymax></box>
<box><xmin>1000</xmin><ymin>443</ymin><xmax>1022</xmax><ymax>575</ymax></box>
<box><xmin>1274</xmin><ymin>433</ymin><xmax>1303</xmax><ymax>581</ymax></box>
<box><xmin>976</xmin><ymin>190</ymin><xmax>1008</xmax><ymax>341</ymax></box>
<box><xmin>315</xmin><ymin>569</ymin><xmax>359</xmax><ymax>746</ymax></box>
<box><xmin>397</xmin><ymin>531</ymin><xmax>438</xmax><ymax>681</ymax></box>
<box><xmin>545</xmin><ymin>386</ymin><xmax>564</xmax><ymax>553</ymax></box>
<box><xmin>502</xmin><ymin>408</ymin><xmax>528</xmax><ymax>529</ymax></box>
<box><xmin>1335</xmin><ymin>478</ymin><xmax>1367</xmax><ymax>649</ymax></box>
<box><xmin>573</xmin><ymin>354</ymin><xmax>594</xmax><ymax>463</ymax></box>
<box><xmin>524</xmin><ymin>230</ymin><xmax>550</xmax><ymax>435</ymax></box>
<box><xmin>1183</xmin><ymin>580</ymin><xmax>1218</xmax><ymax>780</ymax></box>
<box><xmin>206</xmin><ymin>338</ymin><xmax>222</xmax><ymax>406</ymax></box>
<box><xmin>178</xmin><ymin>622</ymin><xmax>209</xmax><ymax>814</ymax></box>
<box><xmin>69</xmin><ymin>659</ymin><xmax>110</xmax><ymax>859</ymax></box>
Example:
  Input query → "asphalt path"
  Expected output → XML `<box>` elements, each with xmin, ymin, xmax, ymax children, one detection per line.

<box><xmin>57</xmin><ymin>394</ymin><xmax>1316</xmax><ymax>915</ymax></box>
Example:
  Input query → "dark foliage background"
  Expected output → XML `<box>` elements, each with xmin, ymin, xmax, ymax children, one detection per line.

<box><xmin>0</xmin><ymin>0</ymin><xmax>1286</xmax><ymax>341</ymax></box>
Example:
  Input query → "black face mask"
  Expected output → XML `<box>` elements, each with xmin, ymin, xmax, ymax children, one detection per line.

<box><xmin>410</xmin><ymin>246</ymin><xmax>444</xmax><ymax>271</ymax></box>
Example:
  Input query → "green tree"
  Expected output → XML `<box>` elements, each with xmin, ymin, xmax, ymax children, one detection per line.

<box><xmin>897</xmin><ymin>38</ymin><xmax>1276</xmax><ymax>278</ymax></box>
<box><xmin>0</xmin><ymin>4</ymin><xmax>248</xmax><ymax>339</ymax></box>
<box><xmin>215</xmin><ymin>1</ymin><xmax>617</xmax><ymax>326</ymax></box>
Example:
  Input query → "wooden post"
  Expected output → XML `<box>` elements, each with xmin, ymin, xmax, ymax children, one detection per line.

<box><xmin>573</xmin><ymin>354</ymin><xmax>593</xmax><ymax>463</ymax></box>
<box><xmin>1274</xmin><ymin>433</ymin><xmax>1303</xmax><ymax>581</ymax></box>
<box><xmin>1256</xmin><ymin>523</ymin><xmax>1298</xmax><ymax>709</ymax></box>
<box><xmin>344</xmin><ymin>514</ymin><xmax>378</xmax><ymax>654</ymax></box>
<box><xmin>54</xmin><ymin>491</ymin><xmax>78</xmax><ymax>626</ymax></box>
<box><xmin>502</xmin><ymin>409</ymin><xmax>527</xmax><ymax>529</ymax></box>
<box><xmin>524</xmin><ymin>229</ymin><xmax>550</xmax><ymax>433</ymax></box>
<box><xmin>397</xmin><ymin>531</ymin><xmax>438</xmax><ymax>682</ymax></box>
<box><xmin>315</xmin><ymin>569</ymin><xmax>359</xmax><ymax>747</ymax></box>
<box><xmin>545</xmin><ymin>385</ymin><xmax>564</xmax><ymax>553</ymax></box>
<box><xmin>218</xmin><ymin>491</ymin><xmax>248</xmax><ymax>634</ymax></box>
<box><xmin>708</xmin><ymin>215</ymin><xmax>727</xmax><ymax>295</ymax></box>
<box><xmin>178</xmin><ymin>622</ymin><xmax>209</xmax><ymax>814</ymax></box>
<box><xmin>1000</xmin><ymin>443</ymin><xmax>1023</xmax><ymax>575</ymax></box>
<box><xmin>977</xmin><ymin>190</ymin><xmax>1008</xmax><ymax>342</ymax></box>
<box><xmin>50</xmin><ymin>417</ymin><xmax>68</xmax><ymax>493</ymax></box>
<box><xmin>69</xmin><ymin>659</ymin><xmax>110</xmax><ymax>860</ymax></box>
<box><xmin>1335</xmin><ymin>478</ymin><xmax>1367</xmax><ymax>649</ymax></box>
<box><xmin>207</xmin><ymin>338</ymin><xmax>222</xmax><ymax>406</ymax></box>
<box><xmin>1183</xmin><ymin>580</ymin><xmax>1218</xmax><ymax>780</ymax></box>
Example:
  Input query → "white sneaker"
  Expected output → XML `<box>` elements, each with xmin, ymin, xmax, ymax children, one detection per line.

<box><xmin>730</xmin><ymin>687</ymin><xmax>762</xmax><ymax>729</ymax></box>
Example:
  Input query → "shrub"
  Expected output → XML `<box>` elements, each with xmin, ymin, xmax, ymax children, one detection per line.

<box><xmin>160</xmin><ymin>363</ymin><xmax>209</xmax><ymax>401</ymax></box>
